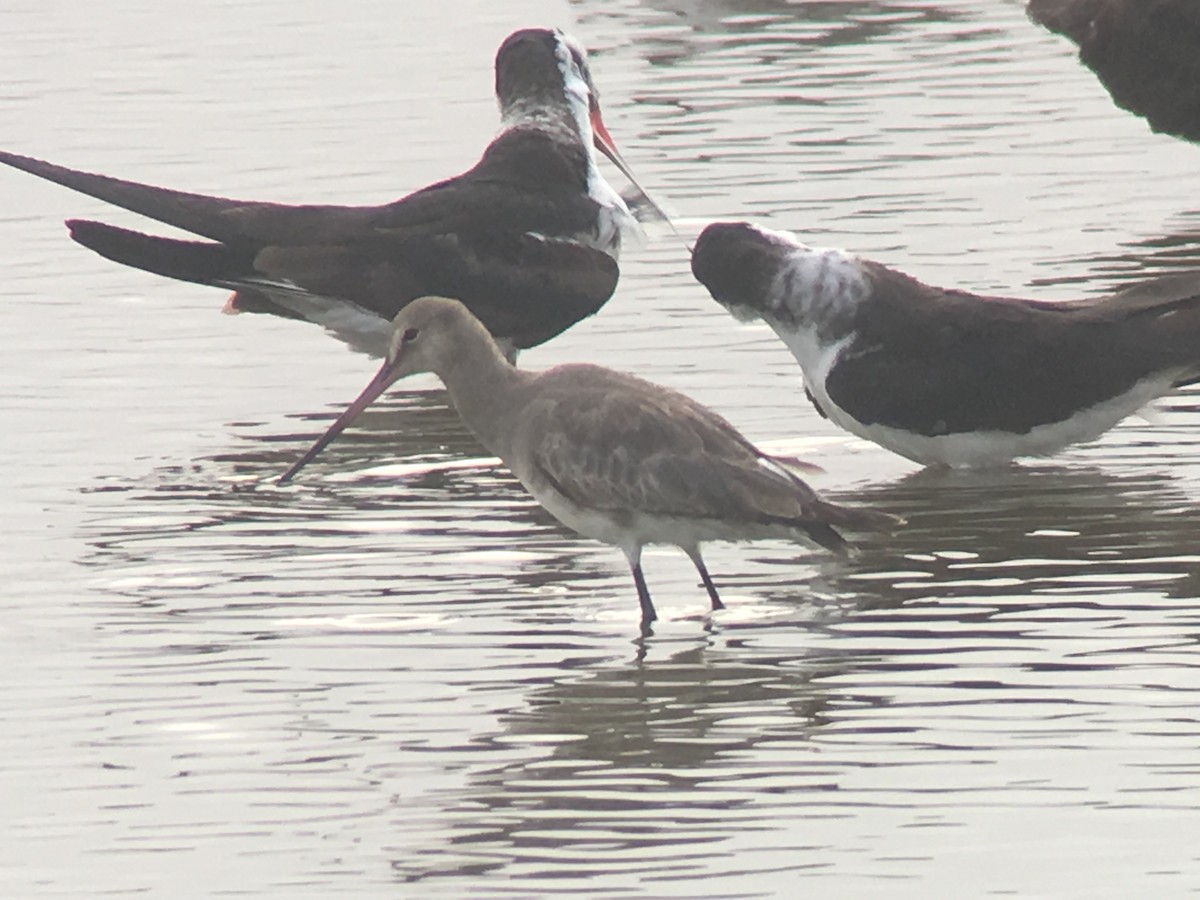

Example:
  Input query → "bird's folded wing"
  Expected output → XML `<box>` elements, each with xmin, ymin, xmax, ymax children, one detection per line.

<box><xmin>523</xmin><ymin>379</ymin><xmax>823</xmax><ymax>523</ymax></box>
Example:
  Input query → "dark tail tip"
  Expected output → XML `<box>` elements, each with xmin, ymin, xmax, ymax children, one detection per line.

<box><xmin>66</xmin><ymin>219</ymin><xmax>248</xmax><ymax>285</ymax></box>
<box><xmin>807</xmin><ymin>507</ymin><xmax>903</xmax><ymax>556</ymax></box>
<box><xmin>819</xmin><ymin>499</ymin><xmax>905</xmax><ymax>536</ymax></box>
<box><xmin>805</xmin><ymin>521</ymin><xmax>851</xmax><ymax>555</ymax></box>
<box><xmin>855</xmin><ymin>508</ymin><xmax>906</xmax><ymax>532</ymax></box>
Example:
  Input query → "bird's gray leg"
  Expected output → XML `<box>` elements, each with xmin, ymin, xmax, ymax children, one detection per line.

<box><xmin>624</xmin><ymin>545</ymin><xmax>657</xmax><ymax>628</ymax></box>
<box><xmin>685</xmin><ymin>546</ymin><xmax>724</xmax><ymax>611</ymax></box>
<box><xmin>632</xmin><ymin>564</ymin><xmax>657</xmax><ymax>631</ymax></box>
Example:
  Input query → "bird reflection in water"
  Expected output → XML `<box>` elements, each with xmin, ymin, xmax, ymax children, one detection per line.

<box><xmin>811</xmin><ymin>463</ymin><xmax>1200</xmax><ymax>613</ymax></box>
<box><xmin>390</xmin><ymin>639</ymin><xmax>847</xmax><ymax>883</ymax></box>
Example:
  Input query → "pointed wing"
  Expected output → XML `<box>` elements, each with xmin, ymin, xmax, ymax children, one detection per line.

<box><xmin>8</xmin><ymin>146</ymin><xmax>619</xmax><ymax>347</ymax></box>
<box><xmin>0</xmin><ymin>149</ymin><xmax>568</xmax><ymax>245</ymax></box>
<box><xmin>0</xmin><ymin>149</ymin><xmax>372</xmax><ymax>244</ymax></box>
<box><xmin>243</xmin><ymin>169</ymin><xmax>618</xmax><ymax>345</ymax></box>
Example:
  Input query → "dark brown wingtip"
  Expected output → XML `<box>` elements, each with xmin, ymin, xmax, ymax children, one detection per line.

<box><xmin>807</xmin><ymin>505</ymin><xmax>903</xmax><ymax>556</ymax></box>
<box><xmin>65</xmin><ymin>218</ymin><xmax>113</xmax><ymax>247</ymax></box>
<box><xmin>802</xmin><ymin>521</ymin><xmax>850</xmax><ymax>555</ymax></box>
<box><xmin>819</xmin><ymin>499</ymin><xmax>905</xmax><ymax>535</ymax></box>
<box><xmin>859</xmin><ymin>509</ymin><xmax>906</xmax><ymax>532</ymax></box>
<box><xmin>65</xmin><ymin>218</ymin><xmax>248</xmax><ymax>285</ymax></box>
<box><xmin>0</xmin><ymin>149</ymin><xmax>56</xmax><ymax>177</ymax></box>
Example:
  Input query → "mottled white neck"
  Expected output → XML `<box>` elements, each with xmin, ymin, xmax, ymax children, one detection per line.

<box><xmin>552</xmin><ymin>37</ymin><xmax>634</xmax><ymax>254</ymax></box>
<box><xmin>497</xmin><ymin>36</ymin><xmax>637</xmax><ymax>257</ymax></box>
<box><xmin>752</xmin><ymin>224</ymin><xmax>871</xmax><ymax>340</ymax></box>
<box><xmin>553</xmin><ymin>37</ymin><xmax>591</xmax><ymax>141</ymax></box>
<box><xmin>498</xmin><ymin>103</ymin><xmax>576</xmax><ymax>144</ymax></box>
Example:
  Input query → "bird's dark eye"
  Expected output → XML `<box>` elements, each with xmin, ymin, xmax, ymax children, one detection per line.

<box><xmin>402</xmin><ymin>327</ymin><xmax>420</xmax><ymax>342</ymax></box>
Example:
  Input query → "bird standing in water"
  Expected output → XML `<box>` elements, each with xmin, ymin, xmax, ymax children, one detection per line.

<box><xmin>0</xmin><ymin>28</ymin><xmax>664</xmax><ymax>358</ymax></box>
<box><xmin>692</xmin><ymin>221</ymin><xmax>1200</xmax><ymax>468</ymax></box>
<box><xmin>279</xmin><ymin>296</ymin><xmax>898</xmax><ymax>630</ymax></box>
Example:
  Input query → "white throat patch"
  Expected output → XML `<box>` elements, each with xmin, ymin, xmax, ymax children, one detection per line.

<box><xmin>552</xmin><ymin>32</ymin><xmax>634</xmax><ymax>251</ymax></box>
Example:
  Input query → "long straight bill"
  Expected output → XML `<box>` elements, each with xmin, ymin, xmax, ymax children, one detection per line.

<box><xmin>277</xmin><ymin>359</ymin><xmax>400</xmax><ymax>485</ymax></box>
<box><xmin>589</xmin><ymin>105</ymin><xmax>676</xmax><ymax>232</ymax></box>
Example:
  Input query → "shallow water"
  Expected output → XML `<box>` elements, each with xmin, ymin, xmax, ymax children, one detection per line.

<box><xmin>3</xmin><ymin>0</ymin><xmax>1200</xmax><ymax>896</ymax></box>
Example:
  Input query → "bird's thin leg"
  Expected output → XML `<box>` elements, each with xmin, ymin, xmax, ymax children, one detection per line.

<box><xmin>685</xmin><ymin>546</ymin><xmax>724</xmax><ymax>611</ymax></box>
<box><xmin>625</xmin><ymin>545</ymin><xmax>657</xmax><ymax>628</ymax></box>
<box><xmin>631</xmin><ymin>563</ymin><xmax>657</xmax><ymax>627</ymax></box>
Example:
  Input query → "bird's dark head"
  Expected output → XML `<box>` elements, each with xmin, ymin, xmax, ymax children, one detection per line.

<box><xmin>691</xmin><ymin>222</ymin><xmax>799</xmax><ymax>322</ymax></box>
<box><xmin>495</xmin><ymin>30</ymin><xmax>597</xmax><ymax>134</ymax></box>
<box><xmin>497</xmin><ymin>30</ymin><xmax>563</xmax><ymax>105</ymax></box>
<box><xmin>692</xmin><ymin>221</ymin><xmax>869</xmax><ymax>334</ymax></box>
<box><xmin>493</xmin><ymin>29</ymin><xmax>666</xmax><ymax>227</ymax></box>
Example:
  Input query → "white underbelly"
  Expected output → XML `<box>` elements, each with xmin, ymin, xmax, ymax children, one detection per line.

<box><xmin>772</xmin><ymin>323</ymin><xmax>1181</xmax><ymax>467</ymax></box>
<box><xmin>253</xmin><ymin>288</ymin><xmax>517</xmax><ymax>361</ymax></box>
<box><xmin>247</xmin><ymin>287</ymin><xmax>391</xmax><ymax>357</ymax></box>
<box><xmin>822</xmin><ymin>374</ymin><xmax>1179</xmax><ymax>467</ymax></box>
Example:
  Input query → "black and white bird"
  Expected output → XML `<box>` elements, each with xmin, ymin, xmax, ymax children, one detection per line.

<box><xmin>0</xmin><ymin>28</ymin><xmax>662</xmax><ymax>358</ymax></box>
<box><xmin>691</xmin><ymin>221</ymin><xmax>1200</xmax><ymax>468</ymax></box>
<box><xmin>278</xmin><ymin>296</ymin><xmax>896</xmax><ymax>630</ymax></box>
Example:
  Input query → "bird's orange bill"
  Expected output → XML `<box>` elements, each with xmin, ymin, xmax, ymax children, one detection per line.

<box><xmin>590</xmin><ymin>105</ymin><xmax>675</xmax><ymax>229</ymax></box>
<box><xmin>277</xmin><ymin>356</ymin><xmax>401</xmax><ymax>485</ymax></box>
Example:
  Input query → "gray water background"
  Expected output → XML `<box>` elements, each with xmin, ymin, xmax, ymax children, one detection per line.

<box><xmin>3</xmin><ymin>0</ymin><xmax>1200</xmax><ymax>896</ymax></box>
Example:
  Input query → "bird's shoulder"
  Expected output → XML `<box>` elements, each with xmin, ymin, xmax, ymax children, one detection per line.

<box><xmin>510</xmin><ymin>365</ymin><xmax>771</xmax><ymax>509</ymax></box>
<box><xmin>367</xmin><ymin>130</ymin><xmax>597</xmax><ymax>238</ymax></box>
<box><xmin>523</xmin><ymin>365</ymin><xmax>750</xmax><ymax>452</ymax></box>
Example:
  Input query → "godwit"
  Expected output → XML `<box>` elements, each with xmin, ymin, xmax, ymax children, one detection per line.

<box><xmin>279</xmin><ymin>296</ymin><xmax>897</xmax><ymax>629</ymax></box>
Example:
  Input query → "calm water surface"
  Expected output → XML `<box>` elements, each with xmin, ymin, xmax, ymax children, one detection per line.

<box><xmin>3</xmin><ymin>0</ymin><xmax>1200</xmax><ymax>896</ymax></box>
